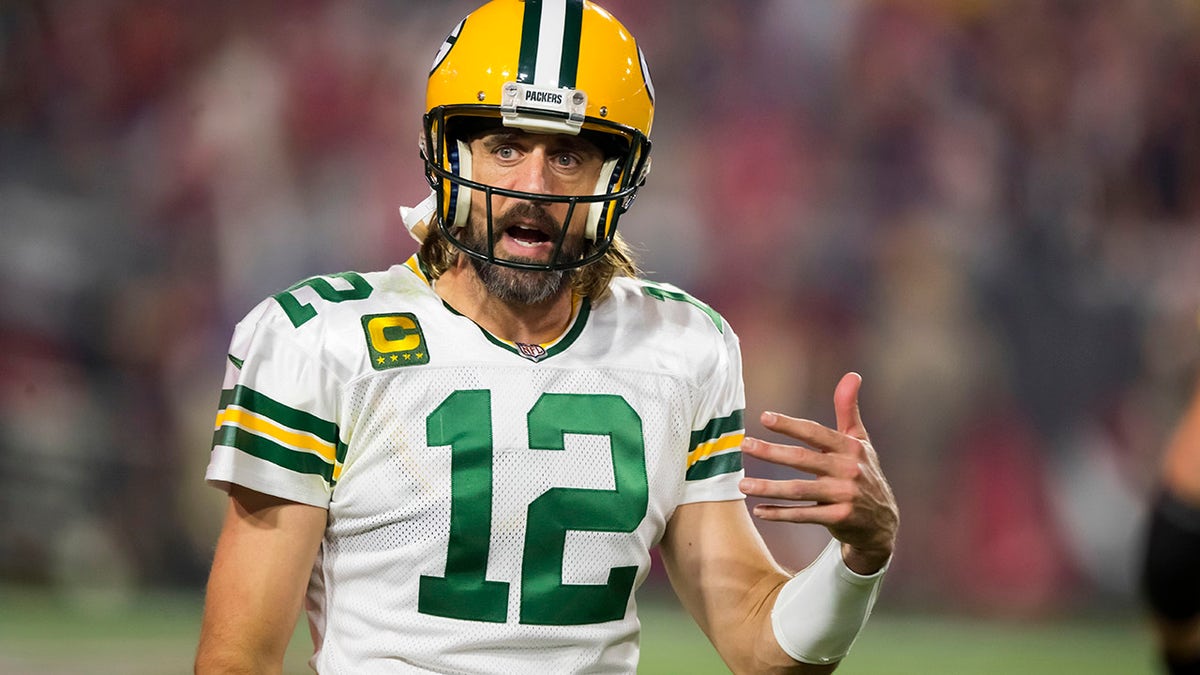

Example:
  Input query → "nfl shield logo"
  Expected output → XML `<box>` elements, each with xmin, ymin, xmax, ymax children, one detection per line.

<box><xmin>516</xmin><ymin>342</ymin><xmax>547</xmax><ymax>362</ymax></box>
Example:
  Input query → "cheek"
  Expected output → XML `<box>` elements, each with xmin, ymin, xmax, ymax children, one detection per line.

<box><xmin>564</xmin><ymin>201</ymin><xmax>592</xmax><ymax>230</ymax></box>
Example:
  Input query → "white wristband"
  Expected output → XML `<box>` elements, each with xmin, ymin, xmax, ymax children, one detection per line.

<box><xmin>770</xmin><ymin>538</ymin><xmax>890</xmax><ymax>665</ymax></box>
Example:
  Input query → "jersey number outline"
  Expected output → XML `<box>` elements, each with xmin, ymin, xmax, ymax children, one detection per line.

<box><xmin>274</xmin><ymin>272</ymin><xmax>373</xmax><ymax>328</ymax></box>
<box><xmin>641</xmin><ymin>281</ymin><xmax>724</xmax><ymax>332</ymax></box>
<box><xmin>417</xmin><ymin>390</ymin><xmax>649</xmax><ymax>626</ymax></box>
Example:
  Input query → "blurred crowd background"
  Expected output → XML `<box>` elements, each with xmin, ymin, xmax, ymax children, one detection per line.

<box><xmin>3</xmin><ymin>0</ymin><xmax>1200</xmax><ymax>624</ymax></box>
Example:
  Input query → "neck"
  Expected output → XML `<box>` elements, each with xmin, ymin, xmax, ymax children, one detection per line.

<box><xmin>434</xmin><ymin>258</ymin><xmax>576</xmax><ymax>345</ymax></box>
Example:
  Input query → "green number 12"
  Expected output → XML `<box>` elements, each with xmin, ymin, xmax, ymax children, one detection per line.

<box><xmin>418</xmin><ymin>390</ymin><xmax>649</xmax><ymax>626</ymax></box>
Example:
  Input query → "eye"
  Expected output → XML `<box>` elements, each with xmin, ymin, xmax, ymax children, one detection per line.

<box><xmin>495</xmin><ymin>145</ymin><xmax>517</xmax><ymax>160</ymax></box>
<box><xmin>553</xmin><ymin>152</ymin><xmax>580</xmax><ymax>168</ymax></box>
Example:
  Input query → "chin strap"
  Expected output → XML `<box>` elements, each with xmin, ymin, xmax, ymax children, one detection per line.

<box><xmin>399</xmin><ymin>190</ymin><xmax>438</xmax><ymax>243</ymax></box>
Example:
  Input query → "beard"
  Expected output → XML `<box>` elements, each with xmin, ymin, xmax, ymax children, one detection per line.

<box><xmin>459</xmin><ymin>203</ymin><xmax>582</xmax><ymax>305</ymax></box>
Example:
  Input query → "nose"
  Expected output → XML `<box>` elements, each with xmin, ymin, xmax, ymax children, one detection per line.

<box><xmin>508</xmin><ymin>148</ymin><xmax>553</xmax><ymax>196</ymax></box>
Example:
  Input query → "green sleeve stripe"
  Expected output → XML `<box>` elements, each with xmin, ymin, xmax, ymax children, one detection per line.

<box><xmin>218</xmin><ymin>385</ymin><xmax>338</xmax><ymax>444</ymax></box>
<box><xmin>685</xmin><ymin>451</ymin><xmax>743</xmax><ymax>481</ymax></box>
<box><xmin>689</xmin><ymin>409</ymin><xmax>744</xmax><ymax>449</ymax></box>
<box><xmin>213</xmin><ymin>425</ymin><xmax>336</xmax><ymax>484</ymax></box>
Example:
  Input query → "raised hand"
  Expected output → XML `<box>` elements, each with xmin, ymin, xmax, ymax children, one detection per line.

<box><xmin>739</xmin><ymin>372</ymin><xmax>899</xmax><ymax>575</ymax></box>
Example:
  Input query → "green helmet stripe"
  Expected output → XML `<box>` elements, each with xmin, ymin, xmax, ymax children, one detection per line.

<box><xmin>558</xmin><ymin>0</ymin><xmax>583</xmax><ymax>88</ymax></box>
<box><xmin>517</xmin><ymin>0</ymin><xmax>542</xmax><ymax>84</ymax></box>
<box><xmin>517</xmin><ymin>0</ymin><xmax>585</xmax><ymax>89</ymax></box>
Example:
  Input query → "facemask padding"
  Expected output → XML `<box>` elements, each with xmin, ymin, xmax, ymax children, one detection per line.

<box><xmin>444</xmin><ymin>139</ymin><xmax>474</xmax><ymax>230</ymax></box>
<box><xmin>586</xmin><ymin>156</ymin><xmax>621</xmax><ymax>241</ymax></box>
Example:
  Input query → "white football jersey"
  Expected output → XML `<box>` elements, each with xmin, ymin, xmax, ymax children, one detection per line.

<box><xmin>206</xmin><ymin>255</ymin><xmax>746</xmax><ymax>674</ymax></box>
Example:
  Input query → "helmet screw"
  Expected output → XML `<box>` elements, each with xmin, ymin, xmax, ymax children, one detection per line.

<box><xmin>599</xmin><ymin>106</ymin><xmax>608</xmax><ymax>118</ymax></box>
<box><xmin>572</xmin><ymin>91</ymin><xmax>586</xmax><ymax>106</ymax></box>
<box><xmin>477</xmin><ymin>90</ymin><xmax>486</xmax><ymax>101</ymax></box>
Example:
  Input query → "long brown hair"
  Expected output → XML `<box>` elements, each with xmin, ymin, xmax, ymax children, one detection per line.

<box><xmin>418</xmin><ymin>225</ymin><xmax>640</xmax><ymax>301</ymax></box>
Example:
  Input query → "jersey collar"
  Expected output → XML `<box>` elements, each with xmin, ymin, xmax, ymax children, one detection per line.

<box><xmin>403</xmin><ymin>254</ymin><xmax>591</xmax><ymax>363</ymax></box>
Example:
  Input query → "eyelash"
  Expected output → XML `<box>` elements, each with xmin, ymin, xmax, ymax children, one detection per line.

<box><xmin>493</xmin><ymin>146</ymin><xmax>580</xmax><ymax>167</ymax></box>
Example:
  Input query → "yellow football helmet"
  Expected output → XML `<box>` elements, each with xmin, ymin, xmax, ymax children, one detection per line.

<box><xmin>417</xmin><ymin>0</ymin><xmax>654</xmax><ymax>271</ymax></box>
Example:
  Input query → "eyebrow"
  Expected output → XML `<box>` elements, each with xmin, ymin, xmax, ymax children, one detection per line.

<box><xmin>477</xmin><ymin>130</ymin><xmax>601</xmax><ymax>156</ymax></box>
<box><xmin>478</xmin><ymin>131</ymin><xmax>523</xmax><ymax>146</ymax></box>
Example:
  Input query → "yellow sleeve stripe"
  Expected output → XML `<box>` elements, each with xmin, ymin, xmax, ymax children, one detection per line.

<box><xmin>214</xmin><ymin>407</ymin><xmax>338</xmax><ymax>465</ymax></box>
<box><xmin>686</xmin><ymin>432</ymin><xmax>744</xmax><ymax>469</ymax></box>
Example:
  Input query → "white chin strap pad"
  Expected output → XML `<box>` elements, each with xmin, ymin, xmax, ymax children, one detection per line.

<box><xmin>586</xmin><ymin>157</ymin><xmax>620</xmax><ymax>240</ymax></box>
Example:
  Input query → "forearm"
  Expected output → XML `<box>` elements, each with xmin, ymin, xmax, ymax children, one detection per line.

<box><xmin>662</xmin><ymin>501</ymin><xmax>841</xmax><ymax>674</ymax></box>
<box><xmin>708</xmin><ymin>541</ymin><xmax>888</xmax><ymax>674</ymax></box>
<box><xmin>195</xmin><ymin>487</ymin><xmax>325</xmax><ymax>674</ymax></box>
<box><xmin>195</xmin><ymin>583</ymin><xmax>303</xmax><ymax>674</ymax></box>
<box><xmin>769</xmin><ymin>539</ymin><xmax>888</xmax><ymax>668</ymax></box>
<box><xmin>667</xmin><ymin>550</ymin><xmax>836</xmax><ymax>674</ymax></box>
<box><xmin>745</xmin><ymin>577</ymin><xmax>843</xmax><ymax>675</ymax></box>
<box><xmin>195</xmin><ymin>638</ymin><xmax>288</xmax><ymax>675</ymax></box>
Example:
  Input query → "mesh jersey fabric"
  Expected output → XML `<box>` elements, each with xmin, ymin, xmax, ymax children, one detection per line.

<box><xmin>206</xmin><ymin>255</ymin><xmax>746</xmax><ymax>674</ymax></box>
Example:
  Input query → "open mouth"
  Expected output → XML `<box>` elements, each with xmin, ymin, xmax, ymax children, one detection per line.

<box><xmin>505</xmin><ymin>224</ymin><xmax>552</xmax><ymax>248</ymax></box>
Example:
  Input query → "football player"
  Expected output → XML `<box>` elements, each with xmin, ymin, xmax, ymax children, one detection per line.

<box><xmin>195</xmin><ymin>1</ymin><xmax>899</xmax><ymax>673</ymax></box>
<box><xmin>1144</xmin><ymin>372</ymin><xmax>1200</xmax><ymax>674</ymax></box>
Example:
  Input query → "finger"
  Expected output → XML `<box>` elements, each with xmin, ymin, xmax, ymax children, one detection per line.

<box><xmin>750</xmin><ymin>502</ymin><xmax>852</xmax><ymax>525</ymax></box>
<box><xmin>741</xmin><ymin>437</ymin><xmax>839</xmax><ymax>474</ymax></box>
<box><xmin>758</xmin><ymin>414</ymin><xmax>856</xmax><ymax>455</ymax></box>
<box><xmin>834</xmin><ymin>371</ymin><xmax>868</xmax><ymax>439</ymax></box>
<box><xmin>739</xmin><ymin>475</ymin><xmax>854</xmax><ymax>504</ymax></box>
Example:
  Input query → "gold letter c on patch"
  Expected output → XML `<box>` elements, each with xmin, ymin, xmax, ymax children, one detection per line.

<box><xmin>368</xmin><ymin>315</ymin><xmax>421</xmax><ymax>353</ymax></box>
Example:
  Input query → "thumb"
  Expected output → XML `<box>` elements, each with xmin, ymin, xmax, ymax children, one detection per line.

<box><xmin>834</xmin><ymin>371</ymin><xmax>868</xmax><ymax>439</ymax></box>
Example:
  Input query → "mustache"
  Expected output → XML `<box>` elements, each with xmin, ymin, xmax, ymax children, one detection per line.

<box><xmin>491</xmin><ymin>203</ymin><xmax>561</xmax><ymax>241</ymax></box>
